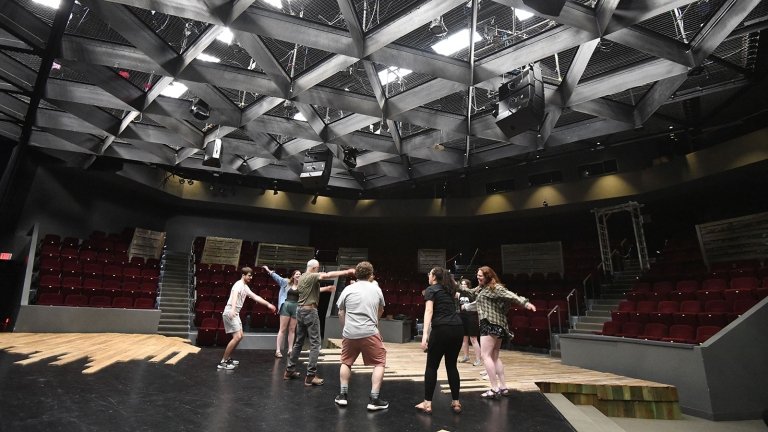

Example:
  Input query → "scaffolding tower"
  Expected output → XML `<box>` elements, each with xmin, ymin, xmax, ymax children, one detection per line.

<box><xmin>592</xmin><ymin>201</ymin><xmax>650</xmax><ymax>275</ymax></box>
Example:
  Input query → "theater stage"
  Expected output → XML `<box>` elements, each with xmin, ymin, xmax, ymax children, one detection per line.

<box><xmin>0</xmin><ymin>333</ymin><xmax>679</xmax><ymax>431</ymax></box>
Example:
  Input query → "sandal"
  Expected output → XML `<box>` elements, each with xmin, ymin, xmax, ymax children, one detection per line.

<box><xmin>275</xmin><ymin>351</ymin><xmax>283</xmax><ymax>358</ymax></box>
<box><xmin>498</xmin><ymin>388</ymin><xmax>510</xmax><ymax>396</ymax></box>
<box><xmin>480</xmin><ymin>389</ymin><xmax>499</xmax><ymax>399</ymax></box>
<box><xmin>450</xmin><ymin>401</ymin><xmax>462</xmax><ymax>414</ymax></box>
<box><xmin>415</xmin><ymin>401</ymin><xmax>432</xmax><ymax>414</ymax></box>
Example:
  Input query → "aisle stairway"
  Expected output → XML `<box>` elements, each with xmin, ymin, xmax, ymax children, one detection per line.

<box><xmin>157</xmin><ymin>251</ymin><xmax>193</xmax><ymax>339</ymax></box>
<box><xmin>570</xmin><ymin>260</ymin><xmax>642</xmax><ymax>335</ymax></box>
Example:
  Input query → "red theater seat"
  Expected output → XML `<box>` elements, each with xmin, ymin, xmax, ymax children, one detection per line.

<box><xmin>662</xmin><ymin>325</ymin><xmax>695</xmax><ymax>344</ymax></box>
<box><xmin>112</xmin><ymin>296</ymin><xmax>133</xmax><ymax>308</ymax></box>
<box><xmin>639</xmin><ymin>323</ymin><xmax>668</xmax><ymax>341</ymax></box>
<box><xmin>695</xmin><ymin>326</ymin><xmax>722</xmax><ymax>344</ymax></box>
<box><xmin>597</xmin><ymin>321</ymin><xmax>621</xmax><ymax>336</ymax></box>
<box><xmin>133</xmin><ymin>298</ymin><xmax>155</xmax><ymax>309</ymax></box>
<box><xmin>37</xmin><ymin>293</ymin><xmax>64</xmax><ymax>306</ymax></box>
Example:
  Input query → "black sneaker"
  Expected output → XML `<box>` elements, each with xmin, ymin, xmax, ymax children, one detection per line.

<box><xmin>217</xmin><ymin>361</ymin><xmax>235</xmax><ymax>370</ymax></box>
<box><xmin>226</xmin><ymin>358</ymin><xmax>239</xmax><ymax>366</ymax></box>
<box><xmin>335</xmin><ymin>393</ymin><xmax>348</xmax><ymax>407</ymax></box>
<box><xmin>367</xmin><ymin>396</ymin><xmax>389</xmax><ymax>411</ymax></box>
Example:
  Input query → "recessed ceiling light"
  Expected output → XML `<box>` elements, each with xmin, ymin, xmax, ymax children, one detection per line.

<box><xmin>262</xmin><ymin>0</ymin><xmax>282</xmax><ymax>9</ymax></box>
<box><xmin>160</xmin><ymin>81</ymin><xmax>188</xmax><ymax>98</ymax></box>
<box><xmin>196</xmin><ymin>53</ymin><xmax>221</xmax><ymax>63</ymax></box>
<box><xmin>217</xmin><ymin>28</ymin><xmax>234</xmax><ymax>45</ymax></box>
<box><xmin>32</xmin><ymin>0</ymin><xmax>60</xmax><ymax>9</ymax></box>
<box><xmin>378</xmin><ymin>66</ymin><xmax>412</xmax><ymax>85</ymax></box>
<box><xmin>513</xmin><ymin>8</ymin><xmax>535</xmax><ymax>21</ymax></box>
<box><xmin>431</xmin><ymin>29</ymin><xmax>483</xmax><ymax>56</ymax></box>
<box><xmin>293</xmin><ymin>112</ymin><xmax>306</xmax><ymax>121</ymax></box>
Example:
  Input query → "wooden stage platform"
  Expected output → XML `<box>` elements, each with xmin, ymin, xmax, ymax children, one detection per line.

<box><xmin>0</xmin><ymin>333</ymin><xmax>680</xmax><ymax>419</ymax></box>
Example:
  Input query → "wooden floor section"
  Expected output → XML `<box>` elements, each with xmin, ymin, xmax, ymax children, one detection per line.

<box><xmin>0</xmin><ymin>333</ymin><xmax>200</xmax><ymax>374</ymax></box>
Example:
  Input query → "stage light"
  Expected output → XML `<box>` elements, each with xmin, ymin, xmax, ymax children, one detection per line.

<box><xmin>311</xmin><ymin>193</ymin><xmax>319</xmax><ymax>205</ymax></box>
<box><xmin>187</xmin><ymin>179</ymin><xmax>194</xmax><ymax>185</ymax></box>
<box><xmin>217</xmin><ymin>28</ymin><xmax>234</xmax><ymax>45</ymax></box>
<box><xmin>160</xmin><ymin>81</ymin><xmax>188</xmax><ymax>98</ymax></box>
<box><xmin>190</xmin><ymin>98</ymin><xmax>211</xmax><ymax>121</ymax></box>
<box><xmin>273</xmin><ymin>181</ymin><xmax>278</xmax><ymax>195</ymax></box>
<box><xmin>178</xmin><ymin>178</ymin><xmax>185</xmax><ymax>184</ymax></box>
<box><xmin>429</xmin><ymin>17</ymin><xmax>448</xmax><ymax>37</ymax></box>
<box><xmin>342</xmin><ymin>147</ymin><xmax>358</xmax><ymax>169</ymax></box>
<box><xmin>196</xmin><ymin>53</ymin><xmax>221</xmax><ymax>63</ymax></box>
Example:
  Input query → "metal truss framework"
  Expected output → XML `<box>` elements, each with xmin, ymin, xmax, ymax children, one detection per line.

<box><xmin>0</xmin><ymin>0</ymin><xmax>764</xmax><ymax>194</ymax></box>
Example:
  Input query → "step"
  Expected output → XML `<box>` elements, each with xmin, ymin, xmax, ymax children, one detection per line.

<box><xmin>600</xmin><ymin>293</ymin><xmax>627</xmax><ymax>300</ymax></box>
<box><xmin>158</xmin><ymin>294</ymin><xmax>189</xmax><ymax>301</ymax></box>
<box><xmin>544</xmin><ymin>394</ymin><xmax>626</xmax><ymax>432</ymax></box>
<box><xmin>159</xmin><ymin>318</ymin><xmax>189</xmax><ymax>326</ymax></box>
<box><xmin>159</xmin><ymin>306</ymin><xmax>190</xmax><ymax>314</ymax></box>
<box><xmin>159</xmin><ymin>312</ymin><xmax>189</xmax><ymax>321</ymax></box>
<box><xmin>590</xmin><ymin>304</ymin><xmax>615</xmax><ymax>312</ymax></box>
<box><xmin>591</xmin><ymin>299</ymin><xmax>623</xmax><ymax>306</ymax></box>
<box><xmin>159</xmin><ymin>301</ymin><xmax>189</xmax><ymax>309</ymax></box>
<box><xmin>158</xmin><ymin>324</ymin><xmax>189</xmax><ymax>332</ymax></box>
<box><xmin>159</xmin><ymin>286</ymin><xmax>190</xmax><ymax>293</ymax></box>
<box><xmin>585</xmin><ymin>309</ymin><xmax>611</xmax><ymax>317</ymax></box>
<box><xmin>574</xmin><ymin>322</ymin><xmax>603</xmax><ymax>331</ymax></box>
<box><xmin>579</xmin><ymin>316</ymin><xmax>609</xmax><ymax>324</ymax></box>
<box><xmin>569</xmin><ymin>328</ymin><xmax>599</xmax><ymax>335</ymax></box>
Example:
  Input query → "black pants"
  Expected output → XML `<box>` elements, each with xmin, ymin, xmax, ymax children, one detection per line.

<box><xmin>424</xmin><ymin>325</ymin><xmax>464</xmax><ymax>401</ymax></box>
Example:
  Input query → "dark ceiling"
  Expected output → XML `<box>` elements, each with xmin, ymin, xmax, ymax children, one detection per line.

<box><xmin>0</xmin><ymin>0</ymin><xmax>766</xmax><ymax>199</ymax></box>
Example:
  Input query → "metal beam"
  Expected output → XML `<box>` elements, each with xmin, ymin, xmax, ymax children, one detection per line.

<box><xmin>233</xmin><ymin>30</ymin><xmax>292</xmax><ymax>97</ymax></box>
<box><xmin>337</xmin><ymin>0</ymin><xmax>365</xmax><ymax>58</ymax></box>
<box><xmin>690</xmin><ymin>0</ymin><xmax>762</xmax><ymax>64</ymax></box>
<box><xmin>0</xmin><ymin>0</ymin><xmax>49</xmax><ymax>50</ymax></box>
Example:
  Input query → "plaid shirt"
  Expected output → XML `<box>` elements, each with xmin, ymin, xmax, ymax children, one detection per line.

<box><xmin>459</xmin><ymin>284</ymin><xmax>529</xmax><ymax>334</ymax></box>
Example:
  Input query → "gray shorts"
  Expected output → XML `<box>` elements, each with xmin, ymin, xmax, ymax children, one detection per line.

<box><xmin>222</xmin><ymin>307</ymin><xmax>242</xmax><ymax>334</ymax></box>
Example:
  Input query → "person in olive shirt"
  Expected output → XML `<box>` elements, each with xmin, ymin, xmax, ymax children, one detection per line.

<box><xmin>284</xmin><ymin>259</ymin><xmax>355</xmax><ymax>386</ymax></box>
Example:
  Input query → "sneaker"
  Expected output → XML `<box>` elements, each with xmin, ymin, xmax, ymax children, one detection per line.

<box><xmin>217</xmin><ymin>361</ymin><xmax>235</xmax><ymax>370</ymax></box>
<box><xmin>283</xmin><ymin>370</ymin><xmax>301</xmax><ymax>380</ymax></box>
<box><xmin>473</xmin><ymin>359</ymin><xmax>482</xmax><ymax>367</ymax></box>
<box><xmin>367</xmin><ymin>396</ymin><xmax>389</xmax><ymax>411</ymax></box>
<box><xmin>459</xmin><ymin>356</ymin><xmax>470</xmax><ymax>363</ymax></box>
<box><xmin>335</xmin><ymin>393</ymin><xmax>348</xmax><ymax>407</ymax></box>
<box><xmin>304</xmin><ymin>375</ymin><xmax>325</xmax><ymax>386</ymax></box>
<box><xmin>226</xmin><ymin>358</ymin><xmax>239</xmax><ymax>366</ymax></box>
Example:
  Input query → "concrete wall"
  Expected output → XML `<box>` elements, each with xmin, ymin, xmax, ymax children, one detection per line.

<box><xmin>560</xmin><ymin>298</ymin><xmax>768</xmax><ymax>420</ymax></box>
<box><xmin>15</xmin><ymin>305</ymin><xmax>161</xmax><ymax>334</ymax></box>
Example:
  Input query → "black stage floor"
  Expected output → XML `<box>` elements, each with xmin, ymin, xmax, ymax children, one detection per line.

<box><xmin>0</xmin><ymin>348</ymin><xmax>575</xmax><ymax>432</ymax></box>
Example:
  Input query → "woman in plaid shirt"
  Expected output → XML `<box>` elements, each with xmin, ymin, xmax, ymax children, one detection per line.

<box><xmin>458</xmin><ymin>266</ymin><xmax>536</xmax><ymax>398</ymax></box>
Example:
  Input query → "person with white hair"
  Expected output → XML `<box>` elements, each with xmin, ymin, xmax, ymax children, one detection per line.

<box><xmin>284</xmin><ymin>259</ymin><xmax>355</xmax><ymax>386</ymax></box>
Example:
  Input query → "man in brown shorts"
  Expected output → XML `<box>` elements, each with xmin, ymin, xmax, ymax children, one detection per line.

<box><xmin>334</xmin><ymin>261</ymin><xmax>388</xmax><ymax>411</ymax></box>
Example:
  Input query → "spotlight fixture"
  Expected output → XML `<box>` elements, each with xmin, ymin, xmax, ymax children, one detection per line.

<box><xmin>178</xmin><ymin>178</ymin><xmax>185</xmax><ymax>184</ymax></box>
<box><xmin>311</xmin><ymin>193</ymin><xmax>319</xmax><ymax>205</ymax></box>
<box><xmin>342</xmin><ymin>147</ymin><xmax>358</xmax><ymax>169</ymax></box>
<box><xmin>379</xmin><ymin>119</ymin><xmax>389</xmax><ymax>133</ymax></box>
<box><xmin>273</xmin><ymin>181</ymin><xmax>278</xmax><ymax>195</ymax></box>
<box><xmin>429</xmin><ymin>16</ymin><xmax>448</xmax><ymax>37</ymax></box>
<box><xmin>187</xmin><ymin>179</ymin><xmax>194</xmax><ymax>185</ymax></box>
<box><xmin>190</xmin><ymin>98</ymin><xmax>211</xmax><ymax>121</ymax></box>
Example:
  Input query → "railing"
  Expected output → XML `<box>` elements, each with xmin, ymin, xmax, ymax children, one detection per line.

<box><xmin>547</xmin><ymin>305</ymin><xmax>561</xmax><ymax>353</ymax></box>
<box><xmin>565</xmin><ymin>288</ymin><xmax>577</xmax><ymax>326</ymax></box>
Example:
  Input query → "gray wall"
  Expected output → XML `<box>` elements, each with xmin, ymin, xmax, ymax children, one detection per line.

<box><xmin>560</xmin><ymin>298</ymin><xmax>768</xmax><ymax>420</ymax></box>
<box><xmin>164</xmin><ymin>214</ymin><xmax>310</xmax><ymax>252</ymax></box>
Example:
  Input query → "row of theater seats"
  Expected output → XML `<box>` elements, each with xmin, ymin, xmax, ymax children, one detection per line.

<box><xmin>194</xmin><ymin>298</ymin><xmax>280</xmax><ymax>329</ymax></box>
<box><xmin>196</xmin><ymin>286</ymin><xmax>277</xmax><ymax>305</ymax></box>
<box><xmin>36</xmin><ymin>293</ymin><xmax>155</xmax><ymax>309</ymax></box>
<box><xmin>611</xmin><ymin>298</ymin><xmax>759</xmax><ymax>327</ymax></box>
<box><xmin>509</xmin><ymin>316</ymin><xmax>553</xmax><ymax>348</ymax></box>
<box><xmin>626</xmin><ymin>278</ymin><xmax>768</xmax><ymax>302</ymax></box>
<box><xmin>38</xmin><ymin>259</ymin><xmax>160</xmax><ymax>282</ymax></box>
<box><xmin>37</xmin><ymin>275</ymin><xmax>158</xmax><ymax>298</ymax></box>
<box><xmin>597</xmin><ymin>321</ymin><xmax>722</xmax><ymax>344</ymax></box>
<box><xmin>196</xmin><ymin>318</ymin><xmax>234</xmax><ymax>347</ymax></box>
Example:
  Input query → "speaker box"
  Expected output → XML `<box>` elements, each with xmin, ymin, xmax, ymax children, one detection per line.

<box><xmin>202</xmin><ymin>138</ymin><xmax>222</xmax><ymax>168</ymax></box>
<box><xmin>522</xmin><ymin>0</ymin><xmax>566</xmax><ymax>16</ymax></box>
<box><xmin>495</xmin><ymin>63</ymin><xmax>544</xmax><ymax>138</ymax></box>
<box><xmin>299</xmin><ymin>160</ymin><xmax>330</xmax><ymax>189</ymax></box>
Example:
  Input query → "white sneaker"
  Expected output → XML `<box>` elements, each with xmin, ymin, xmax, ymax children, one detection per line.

<box><xmin>217</xmin><ymin>361</ymin><xmax>235</xmax><ymax>370</ymax></box>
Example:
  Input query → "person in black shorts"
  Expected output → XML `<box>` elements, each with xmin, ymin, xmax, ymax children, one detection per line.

<box><xmin>458</xmin><ymin>278</ymin><xmax>481</xmax><ymax>366</ymax></box>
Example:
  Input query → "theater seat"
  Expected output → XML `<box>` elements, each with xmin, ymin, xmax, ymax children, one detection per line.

<box><xmin>196</xmin><ymin>318</ymin><xmax>218</xmax><ymax>346</ymax></box>
<box><xmin>596</xmin><ymin>321</ymin><xmax>621</xmax><ymax>336</ymax></box>
<box><xmin>662</xmin><ymin>324</ymin><xmax>695</xmax><ymax>344</ymax></box>
<box><xmin>639</xmin><ymin>323</ymin><xmax>668</xmax><ymax>341</ymax></box>
<box><xmin>695</xmin><ymin>326</ymin><xmax>722</xmax><ymax>344</ymax></box>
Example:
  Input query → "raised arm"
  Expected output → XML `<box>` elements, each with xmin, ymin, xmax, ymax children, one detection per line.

<box><xmin>495</xmin><ymin>285</ymin><xmax>536</xmax><ymax>311</ymax></box>
<box><xmin>246</xmin><ymin>287</ymin><xmax>276</xmax><ymax>313</ymax></box>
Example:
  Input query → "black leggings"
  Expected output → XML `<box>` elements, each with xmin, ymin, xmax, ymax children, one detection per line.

<box><xmin>424</xmin><ymin>325</ymin><xmax>464</xmax><ymax>401</ymax></box>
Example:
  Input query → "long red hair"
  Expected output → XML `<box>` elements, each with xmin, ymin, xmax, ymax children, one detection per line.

<box><xmin>477</xmin><ymin>266</ymin><xmax>503</xmax><ymax>291</ymax></box>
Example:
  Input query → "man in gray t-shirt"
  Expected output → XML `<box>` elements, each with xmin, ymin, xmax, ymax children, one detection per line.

<box><xmin>334</xmin><ymin>261</ymin><xmax>389</xmax><ymax>411</ymax></box>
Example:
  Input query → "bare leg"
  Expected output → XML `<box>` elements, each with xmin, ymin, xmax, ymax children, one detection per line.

<box><xmin>222</xmin><ymin>330</ymin><xmax>243</xmax><ymax>362</ymax></box>
<box><xmin>480</xmin><ymin>335</ymin><xmax>500</xmax><ymax>390</ymax></box>
<box><xmin>469</xmin><ymin>336</ymin><xmax>480</xmax><ymax>363</ymax></box>
<box><xmin>371</xmin><ymin>365</ymin><xmax>385</xmax><ymax>393</ymax></box>
<box><xmin>339</xmin><ymin>363</ymin><xmax>352</xmax><ymax>386</ymax></box>
<box><xmin>493</xmin><ymin>341</ymin><xmax>506</xmax><ymax>388</ymax></box>
<box><xmin>287</xmin><ymin>318</ymin><xmax>297</xmax><ymax>354</ymax></box>
<box><xmin>460</xmin><ymin>336</ymin><xmax>469</xmax><ymax>359</ymax></box>
<box><xmin>276</xmin><ymin>314</ymin><xmax>290</xmax><ymax>354</ymax></box>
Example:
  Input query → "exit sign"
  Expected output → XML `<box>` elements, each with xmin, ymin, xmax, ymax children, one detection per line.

<box><xmin>0</xmin><ymin>253</ymin><xmax>12</xmax><ymax>260</ymax></box>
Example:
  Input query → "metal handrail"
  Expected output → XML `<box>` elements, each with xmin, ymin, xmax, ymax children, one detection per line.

<box><xmin>546</xmin><ymin>305</ymin><xmax>561</xmax><ymax>353</ymax></box>
<box><xmin>565</xmin><ymin>288</ymin><xmax>577</xmax><ymax>326</ymax></box>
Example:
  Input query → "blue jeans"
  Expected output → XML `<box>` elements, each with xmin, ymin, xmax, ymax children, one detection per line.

<box><xmin>286</xmin><ymin>307</ymin><xmax>321</xmax><ymax>376</ymax></box>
